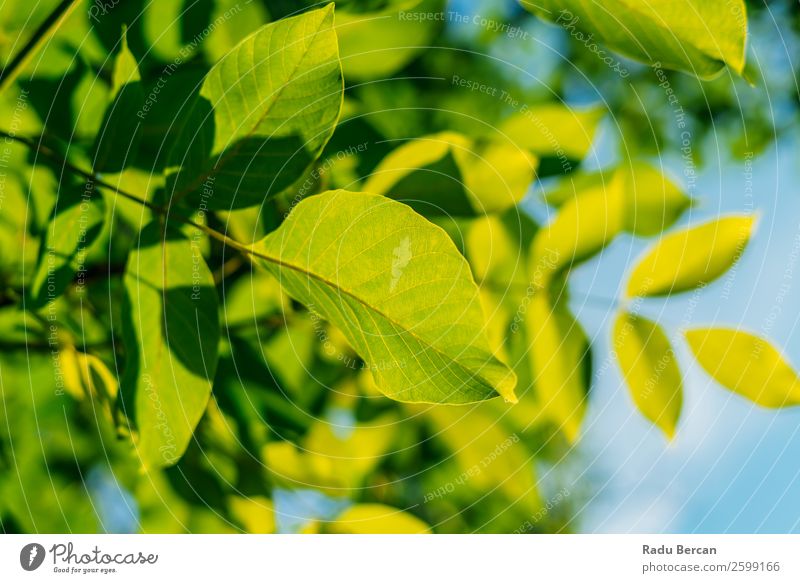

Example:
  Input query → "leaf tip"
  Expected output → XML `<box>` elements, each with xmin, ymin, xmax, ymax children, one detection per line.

<box><xmin>496</xmin><ymin>370</ymin><xmax>518</xmax><ymax>404</ymax></box>
<box><xmin>562</xmin><ymin>419</ymin><xmax>581</xmax><ymax>444</ymax></box>
<box><xmin>659</xmin><ymin>422</ymin><xmax>678</xmax><ymax>442</ymax></box>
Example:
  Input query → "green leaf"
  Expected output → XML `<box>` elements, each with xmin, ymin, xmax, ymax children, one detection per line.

<box><xmin>249</xmin><ymin>189</ymin><xmax>517</xmax><ymax>404</ymax></box>
<box><xmin>336</xmin><ymin>0</ymin><xmax>443</xmax><ymax>80</ymax></box>
<box><xmin>120</xmin><ymin>221</ymin><xmax>220</xmax><ymax>469</ymax></box>
<box><xmin>614</xmin><ymin>312</ymin><xmax>682</xmax><ymax>438</ymax></box>
<box><xmin>498</xmin><ymin>104</ymin><xmax>604</xmax><ymax>160</ymax></box>
<box><xmin>626</xmin><ymin>215</ymin><xmax>756</xmax><ymax>297</ymax></box>
<box><xmin>685</xmin><ymin>328</ymin><xmax>800</xmax><ymax>408</ymax></box>
<box><xmin>526</xmin><ymin>292</ymin><xmax>590</xmax><ymax>442</ymax></box>
<box><xmin>109</xmin><ymin>28</ymin><xmax>140</xmax><ymax>97</ymax></box>
<box><xmin>91</xmin><ymin>29</ymin><xmax>145</xmax><ymax>173</ymax></box>
<box><xmin>363</xmin><ymin>132</ymin><xmax>536</xmax><ymax>217</ymax></box>
<box><xmin>522</xmin><ymin>0</ymin><xmax>748</xmax><ymax>78</ymax></box>
<box><xmin>327</xmin><ymin>504</ymin><xmax>430</xmax><ymax>534</ymax></box>
<box><xmin>222</xmin><ymin>270</ymin><xmax>287</xmax><ymax>328</ymax></box>
<box><xmin>167</xmin><ymin>6</ymin><xmax>343</xmax><ymax>210</ymax></box>
<box><xmin>29</xmin><ymin>181</ymin><xmax>105</xmax><ymax>308</ymax></box>
<box><xmin>201</xmin><ymin>0</ymin><xmax>271</xmax><ymax>63</ymax></box>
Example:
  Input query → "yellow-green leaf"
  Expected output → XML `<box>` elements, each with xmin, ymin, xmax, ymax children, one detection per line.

<box><xmin>685</xmin><ymin>328</ymin><xmax>800</xmax><ymax>408</ymax></box>
<box><xmin>250</xmin><ymin>190</ymin><xmax>517</xmax><ymax>404</ymax></box>
<box><xmin>263</xmin><ymin>411</ymin><xmax>398</xmax><ymax>490</ymax></box>
<box><xmin>426</xmin><ymin>405</ymin><xmax>541</xmax><ymax>512</ymax></box>
<box><xmin>229</xmin><ymin>496</ymin><xmax>276</xmax><ymax>534</ymax></box>
<box><xmin>614</xmin><ymin>313</ymin><xmax>682</xmax><ymax>438</ymax></box>
<box><xmin>92</xmin><ymin>28</ymin><xmax>145</xmax><ymax>173</ymax></box>
<box><xmin>364</xmin><ymin>132</ymin><xmax>536</xmax><ymax>216</ymax></box>
<box><xmin>526</xmin><ymin>293</ymin><xmax>590</xmax><ymax>442</ymax></box>
<box><xmin>522</xmin><ymin>0</ymin><xmax>748</xmax><ymax>78</ymax></box>
<box><xmin>544</xmin><ymin>163</ymin><xmax>691</xmax><ymax>236</ymax></box>
<box><xmin>626</xmin><ymin>215</ymin><xmax>756</xmax><ymax>297</ymax></box>
<box><xmin>336</xmin><ymin>0</ymin><xmax>443</xmax><ymax>80</ymax></box>
<box><xmin>466</xmin><ymin>206</ymin><xmax>538</xmax><ymax>300</ymax></box>
<box><xmin>328</xmin><ymin>504</ymin><xmax>430</xmax><ymax>534</ymax></box>
<box><xmin>530</xmin><ymin>183</ymin><xmax>625</xmax><ymax>289</ymax></box>
<box><xmin>498</xmin><ymin>104</ymin><xmax>604</xmax><ymax>160</ymax></box>
<box><xmin>617</xmin><ymin>162</ymin><xmax>692</xmax><ymax>236</ymax></box>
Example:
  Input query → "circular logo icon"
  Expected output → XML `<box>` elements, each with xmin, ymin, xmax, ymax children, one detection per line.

<box><xmin>20</xmin><ymin>543</ymin><xmax>45</xmax><ymax>571</ymax></box>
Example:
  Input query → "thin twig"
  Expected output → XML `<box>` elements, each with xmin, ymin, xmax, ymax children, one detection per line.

<box><xmin>0</xmin><ymin>129</ymin><xmax>254</xmax><ymax>258</ymax></box>
<box><xmin>0</xmin><ymin>0</ymin><xmax>82</xmax><ymax>93</ymax></box>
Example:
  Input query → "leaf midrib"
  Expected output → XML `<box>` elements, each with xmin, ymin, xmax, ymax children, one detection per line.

<box><xmin>248</xmin><ymin>244</ymin><xmax>501</xmax><ymax>398</ymax></box>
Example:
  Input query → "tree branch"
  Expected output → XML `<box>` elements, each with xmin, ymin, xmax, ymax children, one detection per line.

<box><xmin>0</xmin><ymin>0</ymin><xmax>82</xmax><ymax>93</ymax></box>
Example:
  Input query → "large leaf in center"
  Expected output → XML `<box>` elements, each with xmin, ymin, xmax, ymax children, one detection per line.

<box><xmin>166</xmin><ymin>6</ymin><xmax>343</xmax><ymax>210</ymax></box>
<box><xmin>249</xmin><ymin>190</ymin><xmax>517</xmax><ymax>404</ymax></box>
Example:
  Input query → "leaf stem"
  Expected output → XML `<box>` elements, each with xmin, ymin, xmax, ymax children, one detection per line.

<box><xmin>0</xmin><ymin>129</ymin><xmax>254</xmax><ymax>257</ymax></box>
<box><xmin>0</xmin><ymin>0</ymin><xmax>82</xmax><ymax>93</ymax></box>
<box><xmin>0</xmin><ymin>130</ymin><xmax>162</xmax><ymax>211</ymax></box>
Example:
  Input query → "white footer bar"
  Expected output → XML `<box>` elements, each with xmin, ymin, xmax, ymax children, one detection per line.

<box><xmin>1</xmin><ymin>535</ymin><xmax>797</xmax><ymax>582</ymax></box>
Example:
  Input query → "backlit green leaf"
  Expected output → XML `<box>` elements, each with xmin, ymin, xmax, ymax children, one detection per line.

<box><xmin>522</xmin><ymin>0</ymin><xmax>748</xmax><ymax>78</ymax></box>
<box><xmin>626</xmin><ymin>215</ymin><xmax>755</xmax><ymax>297</ymax></box>
<box><xmin>167</xmin><ymin>6</ymin><xmax>343</xmax><ymax>210</ymax></box>
<box><xmin>263</xmin><ymin>411</ymin><xmax>398</xmax><ymax>490</ymax></box>
<box><xmin>120</xmin><ymin>221</ymin><xmax>220</xmax><ymax>469</ymax></box>
<box><xmin>466</xmin><ymin>206</ymin><xmax>538</xmax><ymax>299</ymax></box>
<box><xmin>614</xmin><ymin>312</ymin><xmax>682</xmax><ymax>438</ymax></box>
<box><xmin>250</xmin><ymin>189</ymin><xmax>517</xmax><ymax>404</ymax></box>
<box><xmin>685</xmin><ymin>328</ymin><xmax>800</xmax><ymax>408</ymax></box>
<box><xmin>228</xmin><ymin>496</ymin><xmax>276</xmax><ymax>534</ymax></box>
